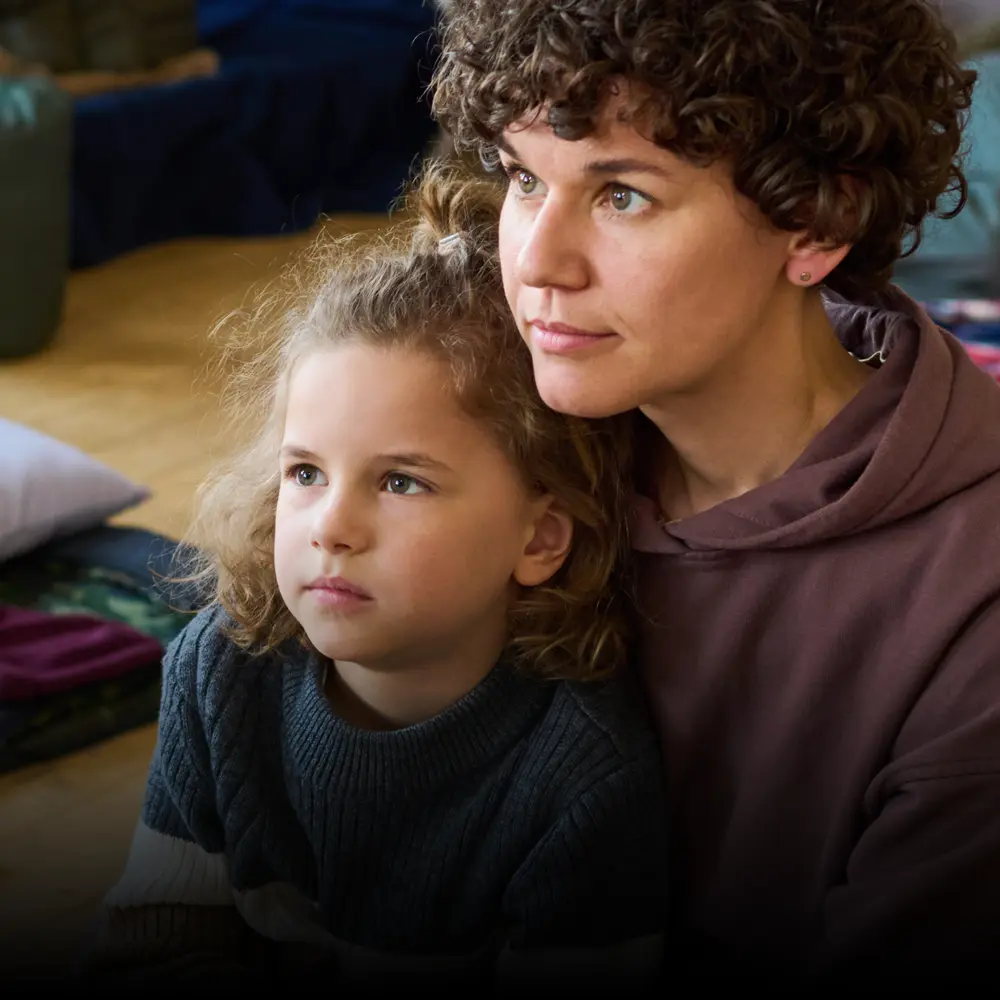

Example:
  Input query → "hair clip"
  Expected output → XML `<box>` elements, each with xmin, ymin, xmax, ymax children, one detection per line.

<box><xmin>438</xmin><ymin>232</ymin><xmax>463</xmax><ymax>251</ymax></box>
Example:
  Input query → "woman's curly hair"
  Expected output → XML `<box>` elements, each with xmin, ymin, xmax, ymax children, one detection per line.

<box><xmin>432</xmin><ymin>0</ymin><xmax>978</xmax><ymax>299</ymax></box>
<box><xmin>178</xmin><ymin>162</ymin><xmax>636</xmax><ymax>682</ymax></box>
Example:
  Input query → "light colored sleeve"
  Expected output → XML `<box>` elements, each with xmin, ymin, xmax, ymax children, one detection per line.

<box><xmin>83</xmin><ymin>609</ymin><xmax>255</xmax><ymax>980</ymax></box>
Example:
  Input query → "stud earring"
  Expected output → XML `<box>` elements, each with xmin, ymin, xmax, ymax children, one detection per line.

<box><xmin>799</xmin><ymin>271</ymin><xmax>813</xmax><ymax>284</ymax></box>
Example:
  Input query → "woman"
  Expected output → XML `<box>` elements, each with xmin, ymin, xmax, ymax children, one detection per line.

<box><xmin>432</xmin><ymin>0</ymin><xmax>1000</xmax><ymax>984</ymax></box>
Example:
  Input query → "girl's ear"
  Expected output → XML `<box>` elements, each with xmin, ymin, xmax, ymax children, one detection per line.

<box><xmin>513</xmin><ymin>495</ymin><xmax>574</xmax><ymax>588</ymax></box>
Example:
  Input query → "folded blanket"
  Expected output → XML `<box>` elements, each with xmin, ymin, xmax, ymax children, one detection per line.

<box><xmin>0</xmin><ymin>661</ymin><xmax>162</xmax><ymax>774</ymax></box>
<box><xmin>0</xmin><ymin>603</ymin><xmax>163</xmax><ymax>701</ymax></box>
<box><xmin>0</xmin><ymin>525</ymin><xmax>194</xmax><ymax>772</ymax></box>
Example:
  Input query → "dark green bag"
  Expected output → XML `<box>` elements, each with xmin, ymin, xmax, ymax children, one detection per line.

<box><xmin>75</xmin><ymin>0</ymin><xmax>198</xmax><ymax>72</ymax></box>
<box><xmin>0</xmin><ymin>1</ymin><xmax>199</xmax><ymax>74</ymax></box>
<box><xmin>0</xmin><ymin>1</ymin><xmax>80</xmax><ymax>73</ymax></box>
<box><xmin>0</xmin><ymin>76</ymin><xmax>71</xmax><ymax>359</ymax></box>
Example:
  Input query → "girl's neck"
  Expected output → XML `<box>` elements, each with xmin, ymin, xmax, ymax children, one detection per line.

<box><xmin>642</xmin><ymin>291</ymin><xmax>875</xmax><ymax>521</ymax></box>
<box><xmin>323</xmin><ymin>616</ymin><xmax>508</xmax><ymax>731</ymax></box>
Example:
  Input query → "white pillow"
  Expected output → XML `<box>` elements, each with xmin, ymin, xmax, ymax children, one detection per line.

<box><xmin>0</xmin><ymin>417</ymin><xmax>149</xmax><ymax>562</ymax></box>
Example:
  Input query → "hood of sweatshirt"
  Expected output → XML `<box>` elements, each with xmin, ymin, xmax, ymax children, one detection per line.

<box><xmin>630</xmin><ymin>286</ymin><xmax>1000</xmax><ymax>553</ymax></box>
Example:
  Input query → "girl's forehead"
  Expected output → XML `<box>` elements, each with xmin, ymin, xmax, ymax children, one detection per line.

<box><xmin>281</xmin><ymin>345</ymin><xmax>484</xmax><ymax>452</ymax></box>
<box><xmin>287</xmin><ymin>343</ymin><xmax>451</xmax><ymax>409</ymax></box>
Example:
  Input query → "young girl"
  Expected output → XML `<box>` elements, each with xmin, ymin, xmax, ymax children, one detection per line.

<box><xmin>85</xmin><ymin>167</ymin><xmax>667</xmax><ymax>989</ymax></box>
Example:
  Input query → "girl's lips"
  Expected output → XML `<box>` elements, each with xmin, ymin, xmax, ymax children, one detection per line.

<box><xmin>305</xmin><ymin>576</ymin><xmax>374</xmax><ymax>610</ymax></box>
<box><xmin>307</xmin><ymin>575</ymin><xmax>371</xmax><ymax>599</ymax></box>
<box><xmin>306</xmin><ymin>587</ymin><xmax>373</xmax><ymax>611</ymax></box>
<box><xmin>529</xmin><ymin>321</ymin><xmax>619</xmax><ymax>355</ymax></box>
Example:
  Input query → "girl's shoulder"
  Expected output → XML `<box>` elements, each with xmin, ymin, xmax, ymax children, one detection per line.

<box><xmin>162</xmin><ymin>603</ymin><xmax>288</xmax><ymax>715</ymax></box>
<box><xmin>517</xmin><ymin>670</ymin><xmax>663</xmax><ymax>804</ymax></box>
<box><xmin>162</xmin><ymin>603</ymin><xmax>238</xmax><ymax>687</ymax></box>
<box><xmin>555</xmin><ymin>670</ymin><xmax>661</xmax><ymax>760</ymax></box>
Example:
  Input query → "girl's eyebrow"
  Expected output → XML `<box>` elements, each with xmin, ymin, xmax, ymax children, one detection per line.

<box><xmin>280</xmin><ymin>444</ymin><xmax>321</xmax><ymax>462</ymax></box>
<box><xmin>280</xmin><ymin>444</ymin><xmax>454</xmax><ymax>476</ymax></box>
<box><xmin>378</xmin><ymin>452</ymin><xmax>454</xmax><ymax>475</ymax></box>
<box><xmin>497</xmin><ymin>136</ymin><xmax>671</xmax><ymax>179</ymax></box>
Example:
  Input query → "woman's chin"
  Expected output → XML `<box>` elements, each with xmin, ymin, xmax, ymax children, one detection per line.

<box><xmin>534</xmin><ymin>371</ymin><xmax>636</xmax><ymax>419</ymax></box>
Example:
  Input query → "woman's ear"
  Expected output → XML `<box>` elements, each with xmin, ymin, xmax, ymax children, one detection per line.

<box><xmin>785</xmin><ymin>174</ymin><xmax>861</xmax><ymax>287</ymax></box>
<box><xmin>785</xmin><ymin>235</ymin><xmax>852</xmax><ymax>288</ymax></box>
<box><xmin>513</xmin><ymin>496</ymin><xmax>574</xmax><ymax>588</ymax></box>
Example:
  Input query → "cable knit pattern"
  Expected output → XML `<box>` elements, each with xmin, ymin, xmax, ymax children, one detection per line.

<box><xmin>101</xmin><ymin>604</ymin><xmax>669</xmax><ymax>982</ymax></box>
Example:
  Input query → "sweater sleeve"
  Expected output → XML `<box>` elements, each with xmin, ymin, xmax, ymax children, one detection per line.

<box><xmin>497</xmin><ymin>752</ymin><xmax>669</xmax><ymax>989</ymax></box>
<box><xmin>83</xmin><ymin>607</ymin><xmax>264</xmax><ymax>982</ymax></box>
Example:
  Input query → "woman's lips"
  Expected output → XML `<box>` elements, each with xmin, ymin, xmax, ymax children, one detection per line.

<box><xmin>529</xmin><ymin>321</ymin><xmax>618</xmax><ymax>354</ymax></box>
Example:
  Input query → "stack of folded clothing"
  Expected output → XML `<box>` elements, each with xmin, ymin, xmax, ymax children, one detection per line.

<box><xmin>925</xmin><ymin>299</ymin><xmax>1000</xmax><ymax>381</ymax></box>
<box><xmin>0</xmin><ymin>525</ymin><xmax>198</xmax><ymax>773</ymax></box>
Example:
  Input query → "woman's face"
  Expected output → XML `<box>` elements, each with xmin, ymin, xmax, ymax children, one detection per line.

<box><xmin>497</xmin><ymin>100</ymin><xmax>802</xmax><ymax>419</ymax></box>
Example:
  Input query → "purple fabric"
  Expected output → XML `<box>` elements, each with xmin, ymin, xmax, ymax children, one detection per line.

<box><xmin>0</xmin><ymin>604</ymin><xmax>163</xmax><ymax>701</ymax></box>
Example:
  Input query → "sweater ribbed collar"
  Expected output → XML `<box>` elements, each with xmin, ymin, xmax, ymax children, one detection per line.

<box><xmin>281</xmin><ymin>652</ymin><xmax>554</xmax><ymax>800</ymax></box>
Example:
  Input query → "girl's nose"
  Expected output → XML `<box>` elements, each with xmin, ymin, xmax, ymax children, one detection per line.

<box><xmin>309</xmin><ymin>489</ymin><xmax>370</xmax><ymax>554</ymax></box>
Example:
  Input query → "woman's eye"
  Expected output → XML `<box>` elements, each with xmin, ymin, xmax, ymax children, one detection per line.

<box><xmin>384</xmin><ymin>473</ymin><xmax>427</xmax><ymax>496</ymax></box>
<box><xmin>515</xmin><ymin>169</ymin><xmax>539</xmax><ymax>195</ymax></box>
<box><xmin>607</xmin><ymin>184</ymin><xmax>652</xmax><ymax>214</ymax></box>
<box><xmin>504</xmin><ymin>163</ymin><xmax>545</xmax><ymax>198</ymax></box>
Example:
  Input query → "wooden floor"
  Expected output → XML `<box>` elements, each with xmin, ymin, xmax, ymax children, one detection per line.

<box><xmin>0</xmin><ymin>216</ymin><xmax>391</xmax><ymax>972</ymax></box>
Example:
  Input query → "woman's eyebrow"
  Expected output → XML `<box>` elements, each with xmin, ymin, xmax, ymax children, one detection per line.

<box><xmin>582</xmin><ymin>158</ymin><xmax>672</xmax><ymax>179</ymax></box>
<box><xmin>495</xmin><ymin>134</ymin><xmax>520</xmax><ymax>158</ymax></box>
<box><xmin>496</xmin><ymin>136</ymin><xmax>670</xmax><ymax>179</ymax></box>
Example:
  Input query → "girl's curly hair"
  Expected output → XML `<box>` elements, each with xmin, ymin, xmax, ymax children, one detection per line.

<box><xmin>432</xmin><ymin>0</ymin><xmax>978</xmax><ymax>299</ymax></box>
<box><xmin>177</xmin><ymin>162</ymin><xmax>636</xmax><ymax>682</ymax></box>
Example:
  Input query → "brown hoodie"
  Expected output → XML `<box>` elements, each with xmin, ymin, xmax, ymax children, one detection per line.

<box><xmin>631</xmin><ymin>288</ymin><xmax>1000</xmax><ymax>979</ymax></box>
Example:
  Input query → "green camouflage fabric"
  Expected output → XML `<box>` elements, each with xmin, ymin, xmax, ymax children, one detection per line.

<box><xmin>0</xmin><ymin>559</ymin><xmax>190</xmax><ymax>646</ymax></box>
<box><xmin>0</xmin><ymin>559</ymin><xmax>192</xmax><ymax>773</ymax></box>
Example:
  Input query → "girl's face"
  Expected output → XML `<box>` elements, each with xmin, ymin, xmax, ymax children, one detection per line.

<box><xmin>496</xmin><ymin>99</ymin><xmax>802</xmax><ymax>419</ymax></box>
<box><xmin>274</xmin><ymin>343</ymin><xmax>567</xmax><ymax>672</ymax></box>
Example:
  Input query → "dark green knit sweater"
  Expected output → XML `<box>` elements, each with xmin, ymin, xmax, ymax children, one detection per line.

<box><xmin>92</xmin><ymin>605</ymin><xmax>669</xmax><ymax>988</ymax></box>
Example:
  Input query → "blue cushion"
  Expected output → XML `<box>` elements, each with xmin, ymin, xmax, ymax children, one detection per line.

<box><xmin>71</xmin><ymin>3</ymin><xmax>438</xmax><ymax>268</ymax></box>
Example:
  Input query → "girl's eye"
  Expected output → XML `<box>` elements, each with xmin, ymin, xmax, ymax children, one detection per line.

<box><xmin>607</xmin><ymin>184</ymin><xmax>652</xmax><ymax>215</ymax></box>
<box><xmin>383</xmin><ymin>473</ymin><xmax>428</xmax><ymax>496</ymax></box>
<box><xmin>289</xmin><ymin>464</ymin><xmax>323</xmax><ymax>487</ymax></box>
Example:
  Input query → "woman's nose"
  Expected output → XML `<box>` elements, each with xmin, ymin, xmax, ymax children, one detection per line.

<box><xmin>515</xmin><ymin>199</ymin><xmax>589</xmax><ymax>291</ymax></box>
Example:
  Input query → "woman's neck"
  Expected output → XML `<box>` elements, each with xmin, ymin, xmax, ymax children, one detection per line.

<box><xmin>642</xmin><ymin>291</ymin><xmax>875</xmax><ymax>521</ymax></box>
